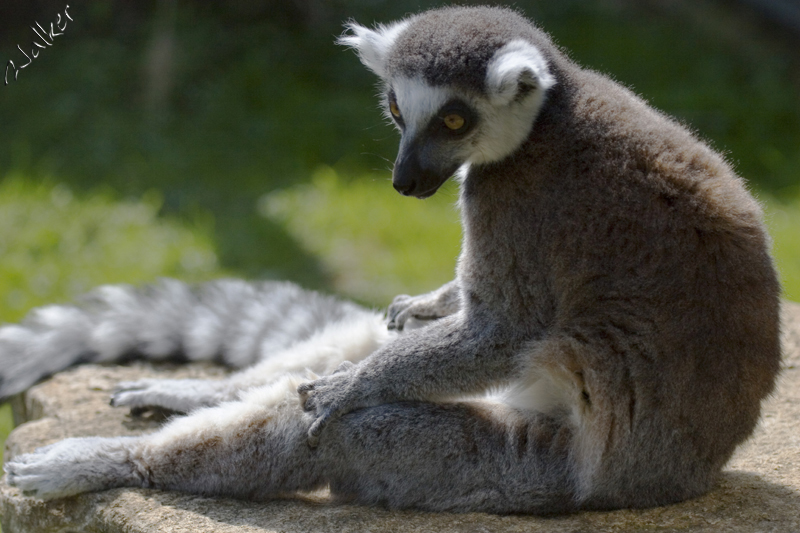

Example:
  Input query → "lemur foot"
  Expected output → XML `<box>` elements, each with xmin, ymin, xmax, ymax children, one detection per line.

<box><xmin>111</xmin><ymin>378</ymin><xmax>230</xmax><ymax>413</ymax></box>
<box><xmin>4</xmin><ymin>437</ymin><xmax>142</xmax><ymax>499</ymax></box>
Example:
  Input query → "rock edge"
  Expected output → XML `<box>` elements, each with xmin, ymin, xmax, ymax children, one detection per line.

<box><xmin>2</xmin><ymin>302</ymin><xmax>800</xmax><ymax>533</ymax></box>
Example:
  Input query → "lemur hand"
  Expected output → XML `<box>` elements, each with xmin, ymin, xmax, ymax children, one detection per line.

<box><xmin>297</xmin><ymin>361</ymin><xmax>367</xmax><ymax>447</ymax></box>
<box><xmin>387</xmin><ymin>290</ymin><xmax>458</xmax><ymax>331</ymax></box>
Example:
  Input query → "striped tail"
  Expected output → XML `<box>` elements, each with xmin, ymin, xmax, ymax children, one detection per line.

<box><xmin>0</xmin><ymin>278</ymin><xmax>380</xmax><ymax>402</ymax></box>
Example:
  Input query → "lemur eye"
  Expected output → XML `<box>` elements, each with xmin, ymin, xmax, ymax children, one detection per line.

<box><xmin>444</xmin><ymin>114</ymin><xmax>466</xmax><ymax>130</ymax></box>
<box><xmin>389</xmin><ymin>100</ymin><xmax>402</xmax><ymax>119</ymax></box>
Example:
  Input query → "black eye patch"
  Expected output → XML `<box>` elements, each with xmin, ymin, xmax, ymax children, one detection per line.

<box><xmin>429</xmin><ymin>100</ymin><xmax>476</xmax><ymax>137</ymax></box>
<box><xmin>386</xmin><ymin>90</ymin><xmax>405</xmax><ymax>128</ymax></box>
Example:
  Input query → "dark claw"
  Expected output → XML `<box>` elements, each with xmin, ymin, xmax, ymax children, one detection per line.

<box><xmin>307</xmin><ymin>413</ymin><xmax>330</xmax><ymax>448</ymax></box>
<box><xmin>302</xmin><ymin>397</ymin><xmax>315</xmax><ymax>412</ymax></box>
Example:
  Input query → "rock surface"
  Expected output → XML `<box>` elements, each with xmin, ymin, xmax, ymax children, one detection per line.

<box><xmin>2</xmin><ymin>302</ymin><xmax>800</xmax><ymax>533</ymax></box>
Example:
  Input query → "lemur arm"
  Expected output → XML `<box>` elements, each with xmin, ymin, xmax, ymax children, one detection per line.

<box><xmin>298</xmin><ymin>312</ymin><xmax>521</xmax><ymax>446</ymax></box>
<box><xmin>386</xmin><ymin>279</ymin><xmax>461</xmax><ymax>330</ymax></box>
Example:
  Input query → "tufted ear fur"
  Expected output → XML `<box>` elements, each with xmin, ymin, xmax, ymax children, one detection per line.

<box><xmin>485</xmin><ymin>40</ymin><xmax>555</xmax><ymax>106</ymax></box>
<box><xmin>338</xmin><ymin>20</ymin><xmax>410</xmax><ymax>79</ymax></box>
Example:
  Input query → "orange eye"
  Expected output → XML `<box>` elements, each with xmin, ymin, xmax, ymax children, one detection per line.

<box><xmin>444</xmin><ymin>114</ymin><xmax>465</xmax><ymax>130</ymax></box>
<box><xmin>389</xmin><ymin>100</ymin><xmax>402</xmax><ymax>119</ymax></box>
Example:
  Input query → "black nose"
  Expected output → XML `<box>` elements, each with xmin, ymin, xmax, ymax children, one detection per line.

<box><xmin>393</xmin><ymin>179</ymin><xmax>415</xmax><ymax>196</ymax></box>
<box><xmin>392</xmin><ymin>149</ymin><xmax>422</xmax><ymax>196</ymax></box>
<box><xmin>392</xmin><ymin>141</ymin><xmax>454</xmax><ymax>199</ymax></box>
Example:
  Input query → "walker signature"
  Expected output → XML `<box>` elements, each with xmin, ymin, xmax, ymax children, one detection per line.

<box><xmin>5</xmin><ymin>5</ymin><xmax>73</xmax><ymax>86</ymax></box>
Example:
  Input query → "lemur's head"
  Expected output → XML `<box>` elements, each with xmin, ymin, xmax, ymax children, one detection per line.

<box><xmin>340</xmin><ymin>6</ymin><xmax>556</xmax><ymax>198</ymax></box>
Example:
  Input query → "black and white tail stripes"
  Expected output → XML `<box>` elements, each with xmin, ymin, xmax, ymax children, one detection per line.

<box><xmin>0</xmin><ymin>279</ymin><xmax>388</xmax><ymax>402</ymax></box>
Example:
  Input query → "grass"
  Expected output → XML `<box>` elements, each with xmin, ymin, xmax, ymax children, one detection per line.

<box><xmin>0</xmin><ymin>180</ymin><xmax>226</xmax><ymax>467</ymax></box>
<box><xmin>0</xmin><ymin>403</ymin><xmax>11</xmax><ymax>466</ymax></box>
<box><xmin>261</xmin><ymin>167</ymin><xmax>462</xmax><ymax>306</ymax></box>
<box><xmin>1</xmin><ymin>401</ymin><xmax>10</xmax><ymax>533</ymax></box>
<box><xmin>764</xmin><ymin>195</ymin><xmax>800</xmax><ymax>301</ymax></box>
<box><xmin>0</xmin><ymin>1</ymin><xmax>797</xmax><ymax>287</ymax></box>
<box><xmin>0</xmin><ymin>178</ymin><xmax>222</xmax><ymax>323</ymax></box>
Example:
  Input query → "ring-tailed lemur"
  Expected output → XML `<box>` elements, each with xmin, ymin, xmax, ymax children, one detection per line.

<box><xmin>3</xmin><ymin>6</ymin><xmax>780</xmax><ymax>514</ymax></box>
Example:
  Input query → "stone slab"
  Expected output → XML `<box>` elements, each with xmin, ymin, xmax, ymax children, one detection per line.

<box><xmin>2</xmin><ymin>302</ymin><xmax>800</xmax><ymax>533</ymax></box>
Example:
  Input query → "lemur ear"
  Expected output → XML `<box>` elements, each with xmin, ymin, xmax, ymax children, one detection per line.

<box><xmin>485</xmin><ymin>40</ymin><xmax>555</xmax><ymax>106</ymax></box>
<box><xmin>338</xmin><ymin>20</ymin><xmax>409</xmax><ymax>79</ymax></box>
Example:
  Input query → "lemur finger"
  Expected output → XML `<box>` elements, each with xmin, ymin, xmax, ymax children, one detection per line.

<box><xmin>392</xmin><ymin>307</ymin><xmax>437</xmax><ymax>331</ymax></box>
<box><xmin>110</xmin><ymin>380</ymin><xmax>174</xmax><ymax>408</ymax></box>
<box><xmin>387</xmin><ymin>307</ymin><xmax>411</xmax><ymax>330</ymax></box>
<box><xmin>307</xmin><ymin>410</ymin><xmax>334</xmax><ymax>448</ymax></box>
<box><xmin>333</xmin><ymin>361</ymin><xmax>356</xmax><ymax>374</ymax></box>
<box><xmin>296</xmin><ymin>383</ymin><xmax>316</xmax><ymax>411</ymax></box>
<box><xmin>389</xmin><ymin>294</ymin><xmax>412</xmax><ymax>306</ymax></box>
<box><xmin>110</xmin><ymin>390</ymin><xmax>156</xmax><ymax>408</ymax></box>
<box><xmin>111</xmin><ymin>380</ymin><xmax>156</xmax><ymax>394</ymax></box>
<box><xmin>387</xmin><ymin>294</ymin><xmax>412</xmax><ymax>321</ymax></box>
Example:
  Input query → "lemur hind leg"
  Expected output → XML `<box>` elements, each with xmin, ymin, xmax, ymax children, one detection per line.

<box><xmin>323</xmin><ymin>401</ymin><xmax>578</xmax><ymax>513</ymax></box>
<box><xmin>7</xmin><ymin>377</ymin><xmax>578</xmax><ymax>513</ymax></box>
<box><xmin>137</xmin><ymin>389</ymin><xmax>580</xmax><ymax>513</ymax></box>
<box><xmin>5</xmin><ymin>376</ymin><xmax>321</xmax><ymax>500</ymax></box>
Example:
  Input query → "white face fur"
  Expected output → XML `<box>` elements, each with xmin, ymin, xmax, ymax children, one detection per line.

<box><xmin>341</xmin><ymin>22</ymin><xmax>556</xmax><ymax>178</ymax></box>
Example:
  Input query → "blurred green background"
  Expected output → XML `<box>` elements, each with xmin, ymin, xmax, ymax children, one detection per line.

<box><xmin>0</xmin><ymin>0</ymin><xmax>798</xmax><ymax>471</ymax></box>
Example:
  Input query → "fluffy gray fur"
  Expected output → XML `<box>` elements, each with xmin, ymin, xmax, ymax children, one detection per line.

<box><xmin>5</xmin><ymin>6</ymin><xmax>781</xmax><ymax>514</ymax></box>
<box><xmin>0</xmin><ymin>278</ymin><xmax>380</xmax><ymax>403</ymax></box>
